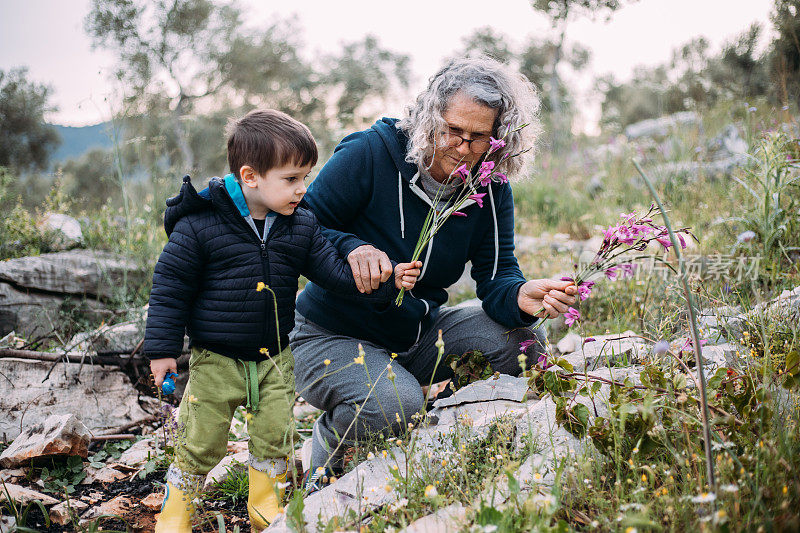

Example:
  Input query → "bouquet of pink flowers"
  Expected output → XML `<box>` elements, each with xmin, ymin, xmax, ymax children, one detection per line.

<box><xmin>554</xmin><ymin>204</ymin><xmax>696</xmax><ymax>327</ymax></box>
<box><xmin>395</xmin><ymin>123</ymin><xmax>529</xmax><ymax>306</ymax></box>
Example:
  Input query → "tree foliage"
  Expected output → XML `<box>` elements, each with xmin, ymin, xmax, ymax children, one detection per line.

<box><xmin>85</xmin><ymin>0</ymin><xmax>411</xmax><ymax>176</ymax></box>
<box><xmin>0</xmin><ymin>68</ymin><xmax>61</xmax><ymax>173</ymax></box>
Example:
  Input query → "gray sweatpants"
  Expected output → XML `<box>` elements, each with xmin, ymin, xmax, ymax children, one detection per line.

<box><xmin>289</xmin><ymin>304</ymin><xmax>547</xmax><ymax>473</ymax></box>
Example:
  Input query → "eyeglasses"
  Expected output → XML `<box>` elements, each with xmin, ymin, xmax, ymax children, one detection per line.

<box><xmin>440</xmin><ymin>128</ymin><xmax>492</xmax><ymax>153</ymax></box>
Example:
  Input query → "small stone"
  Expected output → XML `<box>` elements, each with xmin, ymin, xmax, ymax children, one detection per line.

<box><xmin>115</xmin><ymin>438</ymin><xmax>158</xmax><ymax>467</ymax></box>
<box><xmin>0</xmin><ymin>414</ymin><xmax>91</xmax><ymax>468</ymax></box>
<box><xmin>204</xmin><ymin>451</ymin><xmax>248</xmax><ymax>489</ymax></box>
<box><xmin>140</xmin><ymin>492</ymin><xmax>164</xmax><ymax>511</ymax></box>
<box><xmin>49</xmin><ymin>499</ymin><xmax>89</xmax><ymax>525</ymax></box>
<box><xmin>556</xmin><ymin>333</ymin><xmax>582</xmax><ymax>355</ymax></box>
<box><xmin>83</xmin><ymin>465</ymin><xmax>128</xmax><ymax>484</ymax></box>
<box><xmin>0</xmin><ymin>468</ymin><xmax>27</xmax><ymax>482</ymax></box>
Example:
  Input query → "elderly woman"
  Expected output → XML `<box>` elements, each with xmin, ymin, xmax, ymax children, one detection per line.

<box><xmin>290</xmin><ymin>56</ymin><xmax>577</xmax><ymax>489</ymax></box>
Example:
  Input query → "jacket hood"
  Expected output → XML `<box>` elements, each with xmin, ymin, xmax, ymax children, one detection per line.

<box><xmin>163</xmin><ymin>174</ymin><xmax>308</xmax><ymax>236</ymax></box>
<box><xmin>371</xmin><ymin>118</ymin><xmax>418</xmax><ymax>182</ymax></box>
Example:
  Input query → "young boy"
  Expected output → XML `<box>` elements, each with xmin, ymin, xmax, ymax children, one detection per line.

<box><xmin>144</xmin><ymin>109</ymin><xmax>421</xmax><ymax>532</ymax></box>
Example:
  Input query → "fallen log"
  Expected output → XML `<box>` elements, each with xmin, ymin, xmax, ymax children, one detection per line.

<box><xmin>0</xmin><ymin>348</ymin><xmax>133</xmax><ymax>366</ymax></box>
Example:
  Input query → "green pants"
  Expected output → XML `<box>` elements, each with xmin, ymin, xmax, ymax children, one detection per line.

<box><xmin>174</xmin><ymin>346</ymin><xmax>298</xmax><ymax>475</ymax></box>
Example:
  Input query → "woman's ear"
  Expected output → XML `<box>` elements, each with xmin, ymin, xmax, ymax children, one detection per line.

<box><xmin>240</xmin><ymin>165</ymin><xmax>258</xmax><ymax>188</ymax></box>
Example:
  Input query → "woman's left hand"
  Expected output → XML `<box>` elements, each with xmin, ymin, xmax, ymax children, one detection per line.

<box><xmin>517</xmin><ymin>279</ymin><xmax>577</xmax><ymax>319</ymax></box>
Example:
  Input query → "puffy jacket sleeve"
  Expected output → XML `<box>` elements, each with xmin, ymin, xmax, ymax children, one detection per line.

<box><xmin>304</xmin><ymin>132</ymin><xmax>374</xmax><ymax>258</ymax></box>
<box><xmin>469</xmin><ymin>184</ymin><xmax>539</xmax><ymax>328</ymax></box>
<box><xmin>143</xmin><ymin>217</ymin><xmax>203</xmax><ymax>359</ymax></box>
<box><xmin>302</xmin><ymin>212</ymin><xmax>398</xmax><ymax>303</ymax></box>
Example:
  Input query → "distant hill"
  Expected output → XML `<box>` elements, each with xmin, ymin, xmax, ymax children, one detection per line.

<box><xmin>49</xmin><ymin>122</ymin><xmax>114</xmax><ymax>165</ymax></box>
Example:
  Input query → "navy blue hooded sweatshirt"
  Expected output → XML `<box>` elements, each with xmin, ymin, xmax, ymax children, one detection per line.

<box><xmin>296</xmin><ymin>118</ymin><xmax>537</xmax><ymax>353</ymax></box>
<box><xmin>143</xmin><ymin>175</ymin><xmax>398</xmax><ymax>362</ymax></box>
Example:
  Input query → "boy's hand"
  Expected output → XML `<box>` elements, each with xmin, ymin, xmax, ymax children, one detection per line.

<box><xmin>150</xmin><ymin>358</ymin><xmax>178</xmax><ymax>390</ymax></box>
<box><xmin>394</xmin><ymin>261</ymin><xmax>423</xmax><ymax>290</ymax></box>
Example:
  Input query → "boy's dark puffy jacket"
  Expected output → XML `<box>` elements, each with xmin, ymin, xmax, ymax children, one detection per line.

<box><xmin>143</xmin><ymin>175</ymin><xmax>397</xmax><ymax>362</ymax></box>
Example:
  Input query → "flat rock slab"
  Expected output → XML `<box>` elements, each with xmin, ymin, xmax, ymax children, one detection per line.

<box><xmin>0</xmin><ymin>282</ymin><xmax>110</xmax><ymax>338</ymax></box>
<box><xmin>0</xmin><ymin>250</ymin><xmax>144</xmax><ymax>300</ymax></box>
<box><xmin>204</xmin><ymin>451</ymin><xmax>249</xmax><ymax>489</ymax></box>
<box><xmin>80</xmin><ymin>494</ymin><xmax>134</xmax><ymax>523</ymax></box>
<box><xmin>0</xmin><ymin>483</ymin><xmax>59</xmax><ymax>506</ymax></box>
<box><xmin>0</xmin><ymin>358</ymin><xmax>154</xmax><ymax>441</ymax></box>
<box><xmin>400</xmin><ymin>503</ymin><xmax>467</xmax><ymax>533</ymax></box>
<box><xmin>1</xmin><ymin>414</ymin><xmax>91</xmax><ymax>468</ymax></box>
<box><xmin>433</xmin><ymin>374</ymin><xmax>529</xmax><ymax>408</ymax></box>
<box><xmin>560</xmin><ymin>331</ymin><xmax>647</xmax><ymax>371</ymax></box>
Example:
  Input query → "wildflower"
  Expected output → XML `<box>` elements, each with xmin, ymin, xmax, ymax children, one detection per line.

<box><xmin>453</xmin><ymin>164</ymin><xmax>469</xmax><ymax>182</ymax></box>
<box><xmin>564</xmin><ymin>307</ymin><xmax>580</xmax><ymax>327</ymax></box>
<box><xmin>748</xmin><ymin>106</ymin><xmax>757</xmax><ymax>113</ymax></box>
<box><xmin>324</xmin><ymin>359</ymin><xmax>331</xmax><ymax>366</ymax></box>
<box><xmin>653</xmin><ymin>340</ymin><xmax>670</xmax><ymax>356</ymax></box>
<box><xmin>783</xmin><ymin>485</ymin><xmax>788</xmax><ymax>495</ymax></box>
<box><xmin>533</xmin><ymin>472</ymin><xmax>542</xmax><ymax>481</ymax></box>
<box><xmin>451</xmin><ymin>211</ymin><xmax>467</xmax><ymax>217</ymax></box>
<box><xmin>625</xmin><ymin>528</ymin><xmax>638</xmax><ymax>533</ymax></box>
<box><xmin>259</xmin><ymin>347</ymin><xmax>269</xmax><ymax>356</ymax></box>
<box><xmin>691</xmin><ymin>492</ymin><xmax>716</xmax><ymax>503</ymax></box>
<box><xmin>577</xmin><ymin>280</ymin><xmax>595</xmax><ymax>301</ymax></box>
<box><xmin>488</xmin><ymin>137</ymin><xmax>506</xmax><ymax>154</ymax></box>
<box><xmin>494</xmin><ymin>172</ymin><xmax>508</xmax><ymax>183</ymax></box>
<box><xmin>382</xmin><ymin>450</ymin><xmax>388</xmax><ymax>458</ymax></box>
<box><xmin>245</xmin><ymin>411</ymin><xmax>253</xmax><ymax>422</ymax></box>
<box><xmin>656</xmin><ymin>235</ymin><xmax>672</xmax><ymax>249</ymax></box>
<box><xmin>583</xmin><ymin>337</ymin><xmax>596</xmax><ymax>344</ymax></box>
<box><xmin>367</xmin><ymin>452</ymin><xmax>375</xmax><ymax>460</ymax></box>
<box><xmin>387</xmin><ymin>365</ymin><xmax>396</xmax><ymax>382</ymax></box>
<box><xmin>468</xmin><ymin>193</ymin><xmax>486</xmax><ymax>208</ymax></box>
<box><xmin>478</xmin><ymin>161</ymin><xmax>495</xmax><ymax>186</ymax></box>
<box><xmin>256</xmin><ymin>281</ymin><xmax>266</xmax><ymax>292</ymax></box>
<box><xmin>424</xmin><ymin>485</ymin><xmax>438</xmax><ymax>498</ymax></box>
<box><xmin>385</xmin><ymin>484</ymin><xmax>392</xmax><ymax>492</ymax></box>
<box><xmin>188</xmin><ymin>394</ymin><xmax>198</xmax><ymax>403</ymax></box>
<box><xmin>353</xmin><ymin>355</ymin><xmax>364</xmax><ymax>365</ymax></box>
<box><xmin>519</xmin><ymin>338</ymin><xmax>537</xmax><ymax>352</ymax></box>
<box><xmin>641</xmin><ymin>474</ymin><xmax>647</xmax><ymax>483</ymax></box>
<box><xmin>736</xmin><ymin>230</ymin><xmax>756</xmax><ymax>243</ymax></box>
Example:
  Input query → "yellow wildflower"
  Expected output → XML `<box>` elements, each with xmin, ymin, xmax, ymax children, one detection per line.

<box><xmin>256</xmin><ymin>282</ymin><xmax>266</xmax><ymax>292</ymax></box>
<box><xmin>354</xmin><ymin>355</ymin><xmax>364</xmax><ymax>365</ymax></box>
<box><xmin>260</xmin><ymin>347</ymin><xmax>269</xmax><ymax>356</ymax></box>
<box><xmin>324</xmin><ymin>359</ymin><xmax>331</xmax><ymax>366</ymax></box>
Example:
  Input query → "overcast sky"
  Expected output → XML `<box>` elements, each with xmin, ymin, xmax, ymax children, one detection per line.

<box><xmin>0</xmin><ymin>0</ymin><xmax>774</xmax><ymax>131</ymax></box>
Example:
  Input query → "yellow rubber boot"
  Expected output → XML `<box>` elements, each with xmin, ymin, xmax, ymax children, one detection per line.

<box><xmin>154</xmin><ymin>481</ymin><xmax>194</xmax><ymax>533</ymax></box>
<box><xmin>248</xmin><ymin>466</ymin><xmax>286</xmax><ymax>530</ymax></box>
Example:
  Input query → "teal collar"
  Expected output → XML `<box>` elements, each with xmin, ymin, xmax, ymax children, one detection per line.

<box><xmin>224</xmin><ymin>174</ymin><xmax>250</xmax><ymax>218</ymax></box>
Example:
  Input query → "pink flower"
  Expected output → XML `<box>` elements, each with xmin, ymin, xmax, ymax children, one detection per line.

<box><xmin>468</xmin><ymin>193</ymin><xmax>486</xmax><ymax>208</ymax></box>
<box><xmin>560</xmin><ymin>276</ymin><xmax>573</xmax><ymax>282</ymax></box>
<box><xmin>564</xmin><ymin>307</ymin><xmax>580</xmax><ymax>326</ymax></box>
<box><xmin>454</xmin><ymin>164</ymin><xmax>469</xmax><ymax>182</ymax></box>
<box><xmin>488</xmin><ymin>137</ymin><xmax>506</xmax><ymax>154</ymax></box>
<box><xmin>605</xmin><ymin>266</ymin><xmax>620</xmax><ymax>281</ymax></box>
<box><xmin>583</xmin><ymin>337</ymin><xmax>596</xmax><ymax>344</ymax></box>
<box><xmin>656</xmin><ymin>236</ymin><xmax>672</xmax><ymax>249</ymax></box>
<box><xmin>451</xmin><ymin>211</ymin><xmax>467</xmax><ymax>217</ymax></box>
<box><xmin>619</xmin><ymin>263</ymin><xmax>636</xmax><ymax>278</ymax></box>
<box><xmin>494</xmin><ymin>172</ymin><xmax>508</xmax><ymax>184</ymax></box>
<box><xmin>519</xmin><ymin>338</ymin><xmax>537</xmax><ymax>352</ymax></box>
<box><xmin>677</xmin><ymin>232</ymin><xmax>687</xmax><ymax>249</ymax></box>
<box><xmin>478</xmin><ymin>161</ymin><xmax>495</xmax><ymax>186</ymax></box>
<box><xmin>577</xmin><ymin>280</ymin><xmax>595</xmax><ymax>301</ymax></box>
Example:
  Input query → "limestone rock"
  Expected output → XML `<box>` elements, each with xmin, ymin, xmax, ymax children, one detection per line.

<box><xmin>0</xmin><ymin>358</ymin><xmax>153</xmax><ymax>441</ymax></box>
<box><xmin>559</xmin><ymin>331</ymin><xmax>647</xmax><ymax>371</ymax></box>
<box><xmin>432</xmin><ymin>374</ymin><xmax>529</xmax><ymax>408</ymax></box>
<box><xmin>204</xmin><ymin>451</ymin><xmax>248</xmax><ymax>489</ymax></box>
<box><xmin>0</xmin><ymin>250</ymin><xmax>144</xmax><ymax>301</ymax></box>
<box><xmin>556</xmin><ymin>333</ymin><xmax>582</xmax><ymax>355</ymax></box>
<box><xmin>400</xmin><ymin>503</ymin><xmax>466</xmax><ymax>533</ymax></box>
<box><xmin>115</xmin><ymin>438</ymin><xmax>159</xmax><ymax>467</ymax></box>
<box><xmin>0</xmin><ymin>414</ymin><xmax>91</xmax><ymax>468</ymax></box>
<box><xmin>80</xmin><ymin>495</ymin><xmax>134</xmax><ymax>522</ymax></box>
<box><xmin>625</xmin><ymin>111</ymin><xmax>698</xmax><ymax>139</ymax></box>
<box><xmin>49</xmin><ymin>499</ymin><xmax>89</xmax><ymax>525</ymax></box>
<box><xmin>140</xmin><ymin>492</ymin><xmax>163</xmax><ymax>511</ymax></box>
<box><xmin>0</xmin><ymin>282</ymin><xmax>110</xmax><ymax>338</ymax></box>
<box><xmin>68</xmin><ymin>317</ymin><xmax>145</xmax><ymax>354</ymax></box>
<box><xmin>0</xmin><ymin>483</ymin><xmax>58</xmax><ymax>506</ymax></box>
<box><xmin>38</xmin><ymin>213</ymin><xmax>83</xmax><ymax>250</ymax></box>
<box><xmin>82</xmin><ymin>465</ymin><xmax>128</xmax><ymax>484</ymax></box>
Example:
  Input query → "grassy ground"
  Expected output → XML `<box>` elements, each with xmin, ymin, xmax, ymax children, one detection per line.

<box><xmin>2</xmin><ymin>100</ymin><xmax>800</xmax><ymax>531</ymax></box>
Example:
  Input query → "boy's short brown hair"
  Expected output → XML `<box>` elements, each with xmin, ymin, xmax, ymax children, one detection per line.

<box><xmin>226</xmin><ymin>109</ymin><xmax>318</xmax><ymax>180</ymax></box>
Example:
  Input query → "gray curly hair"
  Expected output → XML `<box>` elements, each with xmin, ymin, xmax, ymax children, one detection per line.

<box><xmin>397</xmin><ymin>56</ymin><xmax>541</xmax><ymax>180</ymax></box>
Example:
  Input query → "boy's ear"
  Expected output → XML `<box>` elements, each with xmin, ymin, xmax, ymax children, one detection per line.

<box><xmin>240</xmin><ymin>165</ymin><xmax>258</xmax><ymax>188</ymax></box>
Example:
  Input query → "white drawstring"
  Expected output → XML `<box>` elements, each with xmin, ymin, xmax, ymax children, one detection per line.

<box><xmin>398</xmin><ymin>171</ymin><xmax>405</xmax><ymax>238</ymax></box>
<box><xmin>488</xmin><ymin>185</ymin><xmax>499</xmax><ymax>281</ymax></box>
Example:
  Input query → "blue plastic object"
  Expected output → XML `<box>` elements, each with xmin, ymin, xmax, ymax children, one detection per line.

<box><xmin>162</xmin><ymin>372</ymin><xmax>178</xmax><ymax>395</ymax></box>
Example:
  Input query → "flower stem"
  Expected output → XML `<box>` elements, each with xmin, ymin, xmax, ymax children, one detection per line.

<box><xmin>632</xmin><ymin>158</ymin><xmax>716</xmax><ymax>491</ymax></box>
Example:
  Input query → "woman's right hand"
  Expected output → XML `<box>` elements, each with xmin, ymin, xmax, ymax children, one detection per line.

<box><xmin>347</xmin><ymin>244</ymin><xmax>394</xmax><ymax>294</ymax></box>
